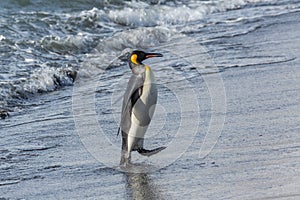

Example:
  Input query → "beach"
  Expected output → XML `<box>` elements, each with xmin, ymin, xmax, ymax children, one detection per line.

<box><xmin>1</xmin><ymin>1</ymin><xmax>300</xmax><ymax>199</ymax></box>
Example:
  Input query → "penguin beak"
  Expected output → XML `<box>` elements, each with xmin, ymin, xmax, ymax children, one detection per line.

<box><xmin>145</xmin><ymin>53</ymin><xmax>163</xmax><ymax>59</ymax></box>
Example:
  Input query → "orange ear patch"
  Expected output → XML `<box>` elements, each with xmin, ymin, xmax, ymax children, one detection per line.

<box><xmin>130</xmin><ymin>54</ymin><xmax>138</xmax><ymax>64</ymax></box>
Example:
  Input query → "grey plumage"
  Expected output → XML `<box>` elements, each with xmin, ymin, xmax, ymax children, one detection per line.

<box><xmin>119</xmin><ymin>73</ymin><xmax>145</xmax><ymax>135</ymax></box>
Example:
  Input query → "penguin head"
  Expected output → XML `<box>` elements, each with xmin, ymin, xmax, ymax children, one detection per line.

<box><xmin>129</xmin><ymin>50</ymin><xmax>163</xmax><ymax>66</ymax></box>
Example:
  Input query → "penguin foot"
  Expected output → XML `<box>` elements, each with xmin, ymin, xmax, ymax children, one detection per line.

<box><xmin>120</xmin><ymin>160</ymin><xmax>131</xmax><ymax>167</ymax></box>
<box><xmin>120</xmin><ymin>151</ymin><xmax>132</xmax><ymax>166</ymax></box>
<box><xmin>137</xmin><ymin>146</ymin><xmax>166</xmax><ymax>157</ymax></box>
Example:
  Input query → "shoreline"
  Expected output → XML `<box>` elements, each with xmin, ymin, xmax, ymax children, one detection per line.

<box><xmin>1</xmin><ymin>8</ymin><xmax>300</xmax><ymax>200</ymax></box>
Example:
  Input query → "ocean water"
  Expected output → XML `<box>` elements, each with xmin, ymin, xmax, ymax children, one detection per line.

<box><xmin>1</xmin><ymin>0</ymin><xmax>300</xmax><ymax>199</ymax></box>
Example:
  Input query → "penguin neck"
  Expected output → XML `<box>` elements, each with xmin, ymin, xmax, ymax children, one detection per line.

<box><xmin>130</xmin><ymin>62</ymin><xmax>146</xmax><ymax>75</ymax></box>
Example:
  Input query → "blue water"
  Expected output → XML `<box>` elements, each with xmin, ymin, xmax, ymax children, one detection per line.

<box><xmin>1</xmin><ymin>0</ymin><xmax>300</xmax><ymax>199</ymax></box>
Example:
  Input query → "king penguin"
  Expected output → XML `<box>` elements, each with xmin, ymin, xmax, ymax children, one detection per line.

<box><xmin>119</xmin><ymin>50</ymin><xmax>166</xmax><ymax>165</ymax></box>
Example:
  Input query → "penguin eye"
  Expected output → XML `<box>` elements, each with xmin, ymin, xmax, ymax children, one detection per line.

<box><xmin>130</xmin><ymin>54</ymin><xmax>138</xmax><ymax>64</ymax></box>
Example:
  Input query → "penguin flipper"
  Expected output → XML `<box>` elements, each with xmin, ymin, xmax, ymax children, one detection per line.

<box><xmin>137</xmin><ymin>147</ymin><xmax>166</xmax><ymax>157</ymax></box>
<box><xmin>119</xmin><ymin>74</ymin><xmax>144</xmax><ymax>136</ymax></box>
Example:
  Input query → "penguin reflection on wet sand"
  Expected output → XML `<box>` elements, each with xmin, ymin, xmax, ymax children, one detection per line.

<box><xmin>118</xmin><ymin>50</ymin><xmax>166</xmax><ymax>165</ymax></box>
<box><xmin>125</xmin><ymin>172</ymin><xmax>163</xmax><ymax>199</ymax></box>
